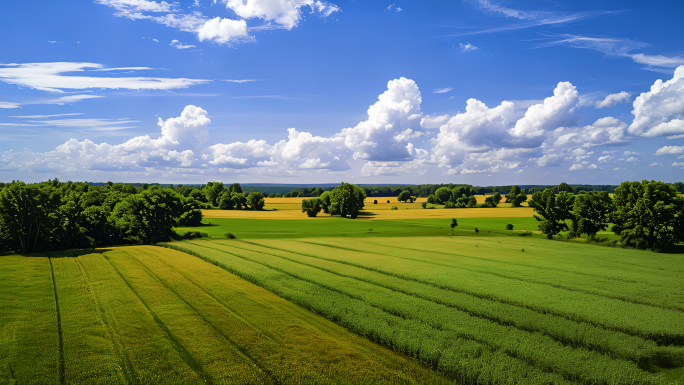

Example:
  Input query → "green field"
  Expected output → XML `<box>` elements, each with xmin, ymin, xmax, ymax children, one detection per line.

<box><xmin>0</xmin><ymin>246</ymin><xmax>450</xmax><ymax>384</ymax></box>
<box><xmin>1</xmin><ymin>211</ymin><xmax>683</xmax><ymax>384</ymax></box>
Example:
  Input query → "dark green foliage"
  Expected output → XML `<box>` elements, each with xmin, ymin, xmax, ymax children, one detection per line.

<box><xmin>218</xmin><ymin>192</ymin><xmax>235</xmax><ymax>210</ymax></box>
<box><xmin>188</xmin><ymin>188</ymin><xmax>207</xmax><ymax>203</ymax></box>
<box><xmin>0</xmin><ymin>182</ymin><xmax>60</xmax><ymax>253</ymax></box>
<box><xmin>247</xmin><ymin>191</ymin><xmax>265</xmax><ymax>210</ymax></box>
<box><xmin>203</xmin><ymin>182</ymin><xmax>225</xmax><ymax>207</ymax></box>
<box><xmin>484</xmin><ymin>192</ymin><xmax>502</xmax><ymax>207</ymax></box>
<box><xmin>474</xmin><ymin>228</ymin><xmax>479</xmax><ymax>233</ymax></box>
<box><xmin>506</xmin><ymin>186</ymin><xmax>528</xmax><ymax>207</ymax></box>
<box><xmin>611</xmin><ymin>180</ymin><xmax>684</xmax><ymax>251</ymax></box>
<box><xmin>301</xmin><ymin>198</ymin><xmax>322</xmax><ymax>217</ymax></box>
<box><xmin>426</xmin><ymin>195</ymin><xmax>438</xmax><ymax>204</ymax></box>
<box><xmin>225</xmin><ymin>232</ymin><xmax>236</xmax><ymax>239</ymax></box>
<box><xmin>390</xmin><ymin>206</ymin><xmax>398</xmax><ymax>210</ymax></box>
<box><xmin>229</xmin><ymin>183</ymin><xmax>243</xmax><ymax>194</ymax></box>
<box><xmin>672</xmin><ymin>181</ymin><xmax>684</xmax><ymax>193</ymax></box>
<box><xmin>450</xmin><ymin>218</ymin><xmax>458</xmax><ymax>235</ymax></box>
<box><xmin>434</xmin><ymin>187</ymin><xmax>452</xmax><ymax>204</ymax></box>
<box><xmin>528</xmin><ymin>189</ymin><xmax>575</xmax><ymax>238</ymax></box>
<box><xmin>397</xmin><ymin>190</ymin><xmax>412</xmax><ymax>202</ymax></box>
<box><xmin>506</xmin><ymin>224</ymin><xmax>514</xmax><ymax>230</ymax></box>
<box><xmin>177</xmin><ymin>231</ymin><xmax>208</xmax><ymax>240</ymax></box>
<box><xmin>231</xmin><ymin>193</ymin><xmax>247</xmax><ymax>210</ymax></box>
<box><xmin>557</xmin><ymin>182</ymin><xmax>574</xmax><ymax>193</ymax></box>
<box><xmin>421</xmin><ymin>202</ymin><xmax>427</xmax><ymax>209</ymax></box>
<box><xmin>323</xmin><ymin>183</ymin><xmax>367</xmax><ymax>219</ymax></box>
<box><xmin>111</xmin><ymin>187</ymin><xmax>183</xmax><ymax>244</ymax></box>
<box><xmin>373</xmin><ymin>200</ymin><xmax>378</xmax><ymax>204</ymax></box>
<box><xmin>573</xmin><ymin>191</ymin><xmax>613</xmax><ymax>239</ymax></box>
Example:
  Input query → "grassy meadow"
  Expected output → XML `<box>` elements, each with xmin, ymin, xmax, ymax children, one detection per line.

<box><xmin>1</xmin><ymin>197</ymin><xmax>682</xmax><ymax>384</ymax></box>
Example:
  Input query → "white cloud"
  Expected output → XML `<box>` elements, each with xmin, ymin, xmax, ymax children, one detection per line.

<box><xmin>569</xmin><ymin>162</ymin><xmax>599</xmax><ymax>171</ymax></box>
<box><xmin>221</xmin><ymin>0</ymin><xmax>339</xmax><ymax>30</ymax></box>
<box><xmin>170</xmin><ymin>39</ymin><xmax>196</xmax><ymax>49</ymax></box>
<box><xmin>625</xmin><ymin>157</ymin><xmax>639</xmax><ymax>163</ymax></box>
<box><xmin>551</xmin><ymin>117</ymin><xmax>627</xmax><ymax>148</ymax></box>
<box><xmin>95</xmin><ymin>0</ymin><xmax>176</xmax><ymax>13</ymax></box>
<box><xmin>597</xmin><ymin>155</ymin><xmax>613</xmax><ymax>163</ymax></box>
<box><xmin>629</xmin><ymin>66</ymin><xmax>684</xmax><ymax>137</ymax></box>
<box><xmin>420</xmin><ymin>114</ymin><xmax>450</xmax><ymax>129</ymax></box>
<box><xmin>655</xmin><ymin>146</ymin><xmax>684</xmax><ymax>155</ymax></box>
<box><xmin>510</xmin><ymin>81</ymin><xmax>579</xmax><ymax>138</ymax></box>
<box><xmin>596</xmin><ymin>91</ymin><xmax>630</xmax><ymax>108</ymax></box>
<box><xmin>338</xmin><ymin>77</ymin><xmax>424</xmax><ymax>161</ymax></box>
<box><xmin>672</xmin><ymin>162</ymin><xmax>684</xmax><ymax>168</ymax></box>
<box><xmin>386</xmin><ymin>4</ymin><xmax>402</xmax><ymax>12</ymax></box>
<box><xmin>649</xmin><ymin>162</ymin><xmax>662</xmax><ymax>166</ymax></box>
<box><xmin>197</xmin><ymin>17</ymin><xmax>250</xmax><ymax>44</ymax></box>
<box><xmin>272</xmin><ymin>128</ymin><xmax>349</xmax><ymax>170</ymax></box>
<box><xmin>0</xmin><ymin>102</ymin><xmax>21</xmax><ymax>109</ymax></box>
<box><xmin>433</xmin><ymin>88</ymin><xmax>452</xmax><ymax>94</ymax></box>
<box><xmin>460</xmin><ymin>43</ymin><xmax>479</xmax><ymax>52</ymax></box>
<box><xmin>0</xmin><ymin>62</ymin><xmax>209</xmax><ymax>93</ymax></box>
<box><xmin>630</xmin><ymin>54</ymin><xmax>684</xmax><ymax>68</ymax></box>
<box><xmin>536</xmin><ymin>153</ymin><xmax>563</xmax><ymax>167</ymax></box>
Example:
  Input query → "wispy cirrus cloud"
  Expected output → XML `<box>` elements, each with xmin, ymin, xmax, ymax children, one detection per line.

<box><xmin>0</xmin><ymin>62</ymin><xmax>209</xmax><ymax>93</ymax></box>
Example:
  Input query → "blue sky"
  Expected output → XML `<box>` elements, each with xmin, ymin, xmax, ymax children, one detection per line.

<box><xmin>1</xmin><ymin>0</ymin><xmax>683</xmax><ymax>185</ymax></box>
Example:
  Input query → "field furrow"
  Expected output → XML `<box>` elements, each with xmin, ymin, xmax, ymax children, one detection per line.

<box><xmin>221</xmin><ymin>239</ymin><xmax>668</xmax><ymax>366</ymax></box>
<box><xmin>301</xmin><ymin>238</ymin><xmax>684</xmax><ymax>311</ymax></box>
<box><xmin>165</xmin><ymin>241</ymin><xmax>577</xmax><ymax>385</ymax></box>
<box><xmin>184</xmin><ymin>240</ymin><xmax>666</xmax><ymax>385</ymax></box>
<box><xmin>246</xmin><ymin>238</ymin><xmax>684</xmax><ymax>344</ymax></box>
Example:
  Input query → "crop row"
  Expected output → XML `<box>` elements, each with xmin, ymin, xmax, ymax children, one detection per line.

<box><xmin>171</xmin><ymin>240</ymin><xmax>671</xmax><ymax>385</ymax></box>
<box><xmin>332</xmin><ymin>237</ymin><xmax>684</xmax><ymax>311</ymax></box>
<box><xmin>225</xmin><ymin>239</ymin><xmax>679</xmax><ymax>368</ymax></box>
<box><xmin>250</xmin><ymin>238</ymin><xmax>684</xmax><ymax>345</ymax></box>
<box><xmin>163</xmin><ymin>242</ymin><xmax>574</xmax><ymax>385</ymax></box>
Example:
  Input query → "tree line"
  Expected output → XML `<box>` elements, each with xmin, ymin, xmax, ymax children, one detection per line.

<box><xmin>0</xmin><ymin>180</ymin><xmax>206</xmax><ymax>254</ymax></box>
<box><xmin>529</xmin><ymin>180</ymin><xmax>684</xmax><ymax>252</ymax></box>
<box><xmin>301</xmin><ymin>183</ymin><xmax>367</xmax><ymax>218</ymax></box>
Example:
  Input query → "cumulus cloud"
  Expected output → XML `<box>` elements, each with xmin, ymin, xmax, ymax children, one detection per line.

<box><xmin>510</xmin><ymin>81</ymin><xmax>579</xmax><ymax>138</ymax></box>
<box><xmin>628</xmin><ymin>65</ymin><xmax>684</xmax><ymax>137</ymax></box>
<box><xmin>197</xmin><ymin>17</ymin><xmax>250</xmax><ymax>44</ymax></box>
<box><xmin>596</xmin><ymin>91</ymin><xmax>630</xmax><ymax>108</ymax></box>
<box><xmin>221</xmin><ymin>0</ymin><xmax>339</xmax><ymax>30</ymax></box>
<box><xmin>170</xmin><ymin>39</ymin><xmax>195</xmax><ymax>49</ymax></box>
<box><xmin>655</xmin><ymin>145</ymin><xmax>684</xmax><ymax>155</ymax></box>
<box><xmin>569</xmin><ymin>162</ymin><xmax>599</xmax><ymax>171</ymax></box>
<box><xmin>338</xmin><ymin>77</ymin><xmax>424</xmax><ymax>161</ymax></box>
<box><xmin>551</xmin><ymin>117</ymin><xmax>627</xmax><ymax>148</ymax></box>
<box><xmin>597</xmin><ymin>155</ymin><xmax>613</xmax><ymax>163</ymax></box>
<box><xmin>95</xmin><ymin>0</ymin><xmax>176</xmax><ymax>13</ymax></box>
<box><xmin>0</xmin><ymin>62</ymin><xmax>209</xmax><ymax>93</ymax></box>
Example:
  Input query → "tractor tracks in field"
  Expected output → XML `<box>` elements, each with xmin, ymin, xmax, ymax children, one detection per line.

<box><xmin>121</xmin><ymin>249</ymin><xmax>280</xmax><ymax>384</ymax></box>
<box><xmin>102</xmin><ymin>253</ymin><xmax>216</xmax><ymax>385</ymax></box>
<box><xmin>47</xmin><ymin>257</ymin><xmax>65</xmax><ymax>385</ymax></box>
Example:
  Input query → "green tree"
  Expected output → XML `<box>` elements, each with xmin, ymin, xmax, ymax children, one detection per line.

<box><xmin>611</xmin><ymin>180</ymin><xmax>684</xmax><ymax>251</ymax></box>
<box><xmin>203</xmin><ymin>182</ymin><xmax>225</xmax><ymax>207</ymax></box>
<box><xmin>178</xmin><ymin>196</ymin><xmax>204</xmax><ymax>226</ymax></box>
<box><xmin>326</xmin><ymin>183</ymin><xmax>367</xmax><ymax>219</ymax></box>
<box><xmin>0</xmin><ymin>182</ymin><xmax>60</xmax><ymax>253</ymax></box>
<box><xmin>397</xmin><ymin>190</ymin><xmax>412</xmax><ymax>203</ymax></box>
<box><xmin>673</xmin><ymin>182</ymin><xmax>684</xmax><ymax>194</ymax></box>
<box><xmin>434</xmin><ymin>187</ymin><xmax>452</xmax><ymax>204</ymax></box>
<box><xmin>528</xmin><ymin>189</ymin><xmax>575</xmax><ymax>238</ymax></box>
<box><xmin>506</xmin><ymin>185</ymin><xmax>528</xmax><ymax>207</ymax></box>
<box><xmin>557</xmin><ymin>182</ymin><xmax>574</xmax><ymax>193</ymax></box>
<box><xmin>247</xmin><ymin>191</ymin><xmax>265</xmax><ymax>210</ymax></box>
<box><xmin>218</xmin><ymin>192</ymin><xmax>235</xmax><ymax>210</ymax></box>
<box><xmin>450</xmin><ymin>218</ymin><xmax>458</xmax><ymax>235</ymax></box>
<box><xmin>573</xmin><ymin>191</ymin><xmax>613</xmax><ymax>239</ymax></box>
<box><xmin>301</xmin><ymin>198</ymin><xmax>322</xmax><ymax>217</ymax></box>
<box><xmin>111</xmin><ymin>188</ymin><xmax>183</xmax><ymax>244</ymax></box>
<box><xmin>484</xmin><ymin>192</ymin><xmax>502</xmax><ymax>207</ymax></box>
<box><xmin>229</xmin><ymin>183</ymin><xmax>243</xmax><ymax>194</ymax></box>
<box><xmin>231</xmin><ymin>193</ymin><xmax>247</xmax><ymax>210</ymax></box>
<box><xmin>319</xmin><ymin>191</ymin><xmax>332</xmax><ymax>214</ymax></box>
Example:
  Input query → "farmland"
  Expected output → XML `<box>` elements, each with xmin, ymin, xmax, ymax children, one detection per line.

<box><xmin>0</xmin><ymin>247</ymin><xmax>450</xmax><ymax>384</ymax></box>
<box><xmin>1</xmin><ymin>195</ymin><xmax>683</xmax><ymax>384</ymax></box>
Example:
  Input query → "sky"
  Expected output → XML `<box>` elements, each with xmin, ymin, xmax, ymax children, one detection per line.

<box><xmin>1</xmin><ymin>0</ymin><xmax>683</xmax><ymax>185</ymax></box>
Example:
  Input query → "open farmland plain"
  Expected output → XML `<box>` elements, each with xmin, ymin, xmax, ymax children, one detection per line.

<box><xmin>0</xmin><ymin>247</ymin><xmax>451</xmax><ymax>384</ymax></box>
<box><xmin>2</xmin><ymin>197</ymin><xmax>683</xmax><ymax>384</ymax></box>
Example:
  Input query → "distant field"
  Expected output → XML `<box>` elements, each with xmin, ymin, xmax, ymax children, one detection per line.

<box><xmin>0</xmin><ymin>247</ymin><xmax>451</xmax><ymax>384</ymax></box>
<box><xmin>202</xmin><ymin>196</ymin><xmax>534</xmax><ymax>220</ymax></box>
<box><xmin>167</xmin><ymin>236</ymin><xmax>684</xmax><ymax>384</ymax></box>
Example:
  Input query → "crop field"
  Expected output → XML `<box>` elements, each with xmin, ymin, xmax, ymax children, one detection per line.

<box><xmin>0</xmin><ymin>247</ymin><xmax>450</xmax><ymax>384</ymax></box>
<box><xmin>163</xmin><ymin>235</ymin><xmax>684</xmax><ymax>385</ymax></box>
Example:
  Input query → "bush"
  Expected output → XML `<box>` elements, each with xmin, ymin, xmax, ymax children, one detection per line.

<box><xmin>387</xmin><ymin>200</ymin><xmax>390</xmax><ymax>203</ymax></box>
<box><xmin>373</xmin><ymin>200</ymin><xmax>378</xmax><ymax>204</ymax></box>
<box><xmin>506</xmin><ymin>224</ymin><xmax>514</xmax><ymax>230</ymax></box>
<box><xmin>181</xmin><ymin>231</ymin><xmax>208</xmax><ymax>240</ymax></box>
<box><xmin>444</xmin><ymin>202</ymin><xmax>455</xmax><ymax>208</ymax></box>
<box><xmin>390</xmin><ymin>206</ymin><xmax>398</xmax><ymax>210</ymax></box>
<box><xmin>475</xmin><ymin>228</ymin><xmax>479</xmax><ymax>233</ymax></box>
<box><xmin>225</xmin><ymin>233</ymin><xmax>236</xmax><ymax>239</ymax></box>
<box><xmin>518</xmin><ymin>230</ymin><xmax>532</xmax><ymax>236</ymax></box>
<box><xmin>421</xmin><ymin>202</ymin><xmax>427</xmax><ymax>209</ymax></box>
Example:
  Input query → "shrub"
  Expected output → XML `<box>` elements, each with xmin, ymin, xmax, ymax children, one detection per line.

<box><xmin>181</xmin><ymin>231</ymin><xmax>208</xmax><ymax>240</ymax></box>
<box><xmin>506</xmin><ymin>224</ymin><xmax>514</xmax><ymax>230</ymax></box>
<box><xmin>475</xmin><ymin>228</ymin><xmax>479</xmax><ymax>233</ymax></box>
<box><xmin>387</xmin><ymin>200</ymin><xmax>390</xmax><ymax>203</ymax></box>
<box><xmin>421</xmin><ymin>202</ymin><xmax>427</xmax><ymax>209</ymax></box>
<box><xmin>444</xmin><ymin>202</ymin><xmax>455</xmax><ymax>208</ymax></box>
<box><xmin>390</xmin><ymin>206</ymin><xmax>398</xmax><ymax>210</ymax></box>
<box><xmin>374</xmin><ymin>200</ymin><xmax>378</xmax><ymax>204</ymax></box>
<box><xmin>225</xmin><ymin>233</ymin><xmax>237</xmax><ymax>239</ymax></box>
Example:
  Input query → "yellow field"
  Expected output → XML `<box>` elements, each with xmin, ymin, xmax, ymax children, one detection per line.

<box><xmin>202</xmin><ymin>196</ymin><xmax>534</xmax><ymax>220</ymax></box>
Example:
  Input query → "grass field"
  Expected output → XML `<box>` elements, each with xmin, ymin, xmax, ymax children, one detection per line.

<box><xmin>161</xmin><ymin>232</ymin><xmax>684</xmax><ymax>384</ymax></box>
<box><xmin>0</xmin><ymin>247</ymin><xmax>452</xmax><ymax>384</ymax></box>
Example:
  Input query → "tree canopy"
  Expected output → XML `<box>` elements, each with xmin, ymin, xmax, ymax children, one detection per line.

<box><xmin>318</xmin><ymin>183</ymin><xmax>366</xmax><ymax>218</ymax></box>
